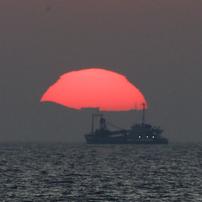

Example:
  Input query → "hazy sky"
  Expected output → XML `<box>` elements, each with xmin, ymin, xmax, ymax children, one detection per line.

<box><xmin>1</xmin><ymin>0</ymin><xmax>202</xmax><ymax>142</ymax></box>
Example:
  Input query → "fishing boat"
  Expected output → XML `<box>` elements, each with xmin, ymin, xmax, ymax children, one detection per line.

<box><xmin>84</xmin><ymin>103</ymin><xmax>168</xmax><ymax>144</ymax></box>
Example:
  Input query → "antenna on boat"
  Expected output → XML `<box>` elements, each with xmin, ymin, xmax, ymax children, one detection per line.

<box><xmin>142</xmin><ymin>103</ymin><xmax>146</xmax><ymax>125</ymax></box>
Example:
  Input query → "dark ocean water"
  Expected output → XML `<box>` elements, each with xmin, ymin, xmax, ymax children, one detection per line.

<box><xmin>0</xmin><ymin>142</ymin><xmax>202</xmax><ymax>201</ymax></box>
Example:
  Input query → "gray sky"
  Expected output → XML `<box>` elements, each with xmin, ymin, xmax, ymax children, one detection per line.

<box><xmin>1</xmin><ymin>0</ymin><xmax>201</xmax><ymax>142</ymax></box>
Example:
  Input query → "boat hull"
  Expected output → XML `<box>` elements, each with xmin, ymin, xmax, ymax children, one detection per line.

<box><xmin>85</xmin><ymin>134</ymin><xmax>168</xmax><ymax>144</ymax></box>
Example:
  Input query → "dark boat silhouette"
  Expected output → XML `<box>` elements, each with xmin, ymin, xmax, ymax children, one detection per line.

<box><xmin>85</xmin><ymin>103</ymin><xmax>168</xmax><ymax>144</ymax></box>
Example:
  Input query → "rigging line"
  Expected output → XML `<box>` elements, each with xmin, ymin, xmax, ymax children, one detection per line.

<box><xmin>105</xmin><ymin>121</ymin><xmax>124</xmax><ymax>130</ymax></box>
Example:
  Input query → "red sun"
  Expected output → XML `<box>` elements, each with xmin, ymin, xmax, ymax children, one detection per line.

<box><xmin>40</xmin><ymin>68</ymin><xmax>147</xmax><ymax>111</ymax></box>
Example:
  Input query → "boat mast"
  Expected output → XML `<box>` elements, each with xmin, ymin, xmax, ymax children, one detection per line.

<box><xmin>92</xmin><ymin>114</ymin><xmax>94</xmax><ymax>135</ymax></box>
<box><xmin>92</xmin><ymin>109</ymin><xmax>103</xmax><ymax>135</ymax></box>
<box><xmin>142</xmin><ymin>103</ymin><xmax>145</xmax><ymax>125</ymax></box>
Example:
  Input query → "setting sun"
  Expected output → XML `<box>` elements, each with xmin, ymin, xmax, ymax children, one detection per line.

<box><xmin>40</xmin><ymin>68</ymin><xmax>147</xmax><ymax>111</ymax></box>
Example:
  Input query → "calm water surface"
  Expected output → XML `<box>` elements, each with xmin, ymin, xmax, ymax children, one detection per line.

<box><xmin>0</xmin><ymin>142</ymin><xmax>202</xmax><ymax>201</ymax></box>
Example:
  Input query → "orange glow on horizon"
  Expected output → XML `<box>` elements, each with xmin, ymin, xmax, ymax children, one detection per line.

<box><xmin>40</xmin><ymin>68</ymin><xmax>147</xmax><ymax>111</ymax></box>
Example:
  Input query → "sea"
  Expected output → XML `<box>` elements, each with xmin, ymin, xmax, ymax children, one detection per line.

<box><xmin>0</xmin><ymin>142</ymin><xmax>202</xmax><ymax>202</ymax></box>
